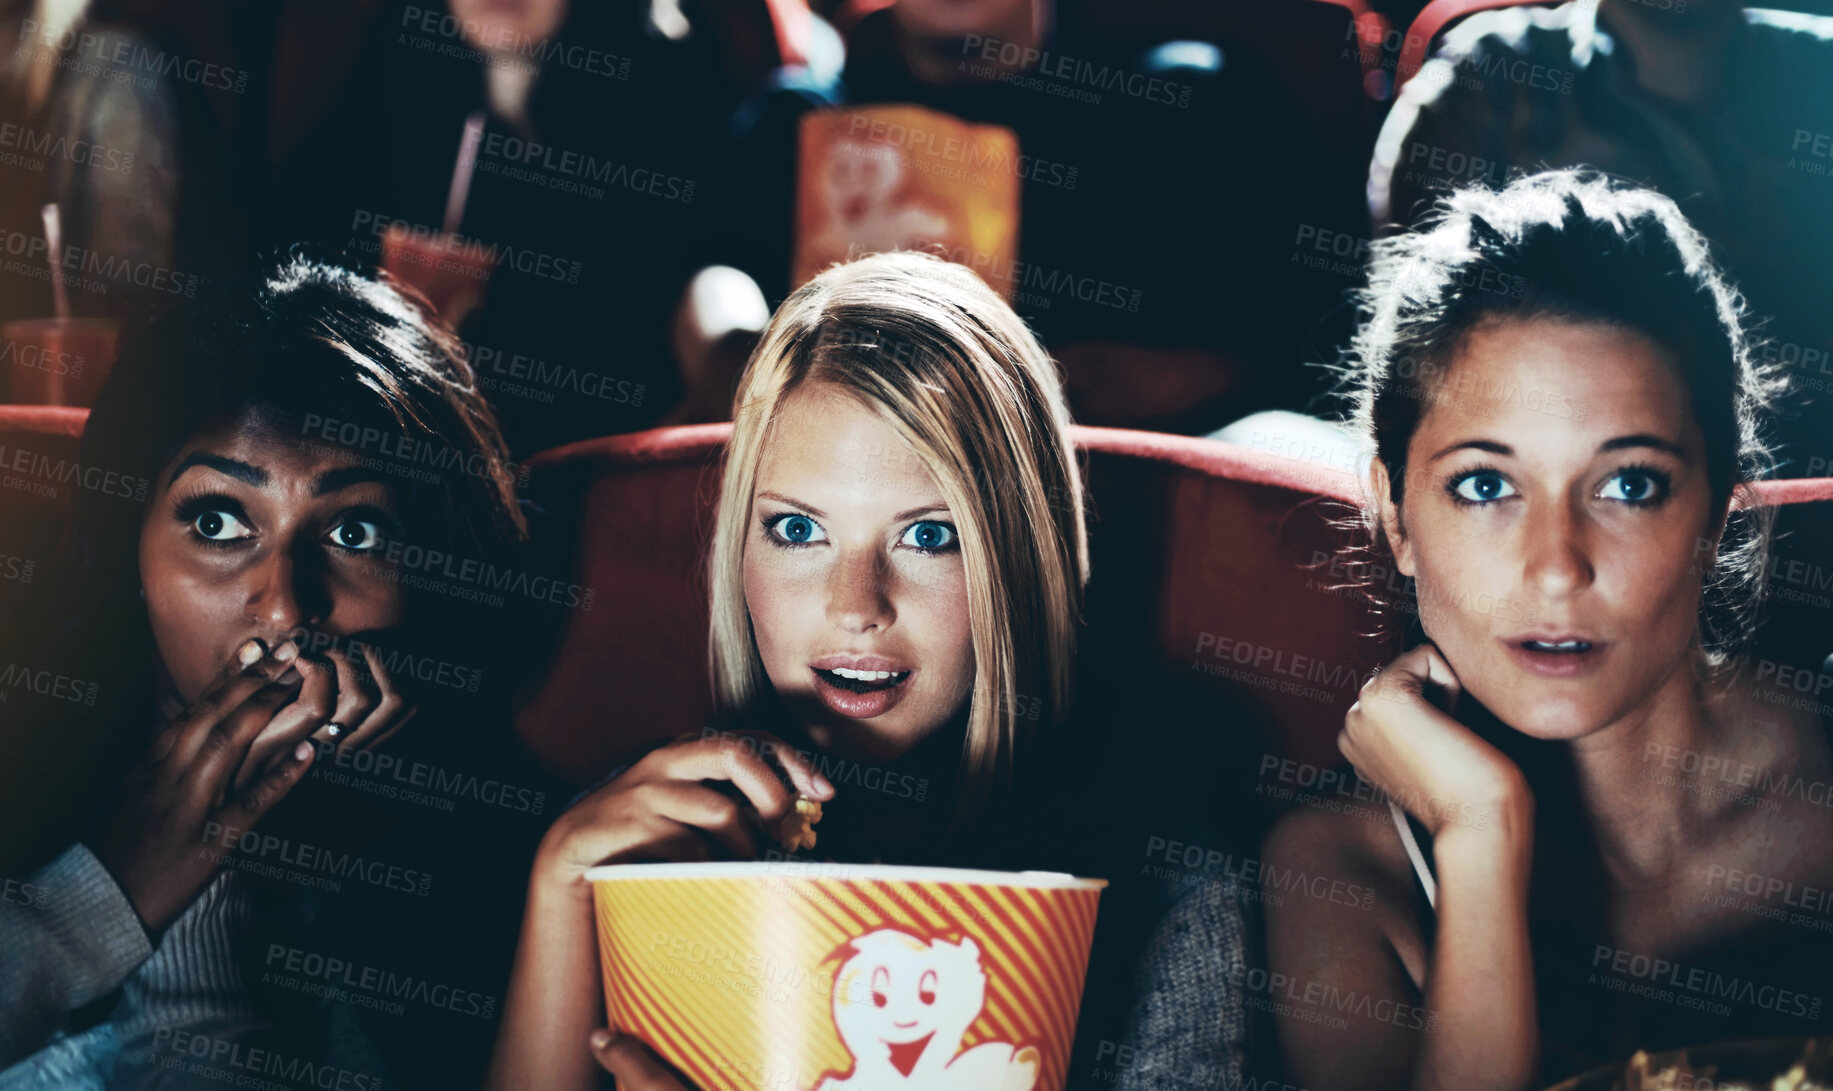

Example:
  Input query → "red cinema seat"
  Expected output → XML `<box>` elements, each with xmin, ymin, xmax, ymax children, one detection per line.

<box><xmin>510</xmin><ymin>424</ymin><xmax>1398</xmax><ymax>789</ymax></box>
<box><xmin>510</xmin><ymin>423</ymin><xmax>1833</xmax><ymax>797</ymax></box>
<box><xmin>0</xmin><ymin>406</ymin><xmax>90</xmax><ymax>593</ymax></box>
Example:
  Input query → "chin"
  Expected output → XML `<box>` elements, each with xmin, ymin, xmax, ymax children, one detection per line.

<box><xmin>1487</xmin><ymin>696</ymin><xmax>1611</xmax><ymax>741</ymax></box>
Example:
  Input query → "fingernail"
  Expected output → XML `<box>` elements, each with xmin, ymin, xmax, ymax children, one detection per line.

<box><xmin>589</xmin><ymin>1029</ymin><xmax>612</xmax><ymax>1051</ymax></box>
<box><xmin>237</xmin><ymin>639</ymin><xmax>265</xmax><ymax>668</ymax></box>
<box><xmin>273</xmin><ymin>641</ymin><xmax>299</xmax><ymax>664</ymax></box>
<box><xmin>814</xmin><ymin>772</ymin><xmax>834</xmax><ymax>798</ymax></box>
<box><xmin>294</xmin><ymin>741</ymin><xmax>314</xmax><ymax>761</ymax></box>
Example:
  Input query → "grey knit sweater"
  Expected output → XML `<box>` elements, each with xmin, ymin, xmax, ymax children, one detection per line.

<box><xmin>1111</xmin><ymin>875</ymin><xmax>1251</xmax><ymax>1091</ymax></box>
<box><xmin>0</xmin><ymin>844</ymin><xmax>264</xmax><ymax>1089</ymax></box>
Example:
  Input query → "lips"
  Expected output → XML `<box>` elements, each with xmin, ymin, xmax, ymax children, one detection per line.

<box><xmin>810</xmin><ymin>655</ymin><xmax>913</xmax><ymax>719</ymax></box>
<box><xmin>1501</xmin><ymin>633</ymin><xmax>1607</xmax><ymax>679</ymax></box>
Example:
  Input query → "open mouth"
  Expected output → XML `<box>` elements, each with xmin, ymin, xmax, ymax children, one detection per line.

<box><xmin>1504</xmin><ymin>635</ymin><xmax>1605</xmax><ymax>678</ymax></box>
<box><xmin>813</xmin><ymin>666</ymin><xmax>912</xmax><ymax>693</ymax></box>
<box><xmin>809</xmin><ymin>660</ymin><xmax>915</xmax><ymax>719</ymax></box>
<box><xmin>1518</xmin><ymin>639</ymin><xmax>1593</xmax><ymax>654</ymax></box>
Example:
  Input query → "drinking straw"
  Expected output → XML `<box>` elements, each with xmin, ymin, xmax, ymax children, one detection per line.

<box><xmin>41</xmin><ymin>203</ymin><xmax>68</xmax><ymax>319</ymax></box>
<box><xmin>443</xmin><ymin>112</ymin><xmax>487</xmax><ymax>236</ymax></box>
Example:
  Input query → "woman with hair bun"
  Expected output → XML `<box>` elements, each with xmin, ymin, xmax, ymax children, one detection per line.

<box><xmin>1263</xmin><ymin>170</ymin><xmax>1833</xmax><ymax>1091</ymax></box>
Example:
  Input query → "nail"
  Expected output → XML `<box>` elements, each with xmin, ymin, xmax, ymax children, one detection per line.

<box><xmin>589</xmin><ymin>1029</ymin><xmax>612</xmax><ymax>1051</ymax></box>
<box><xmin>272</xmin><ymin>640</ymin><xmax>299</xmax><ymax>664</ymax></box>
<box><xmin>814</xmin><ymin>771</ymin><xmax>835</xmax><ymax>798</ymax></box>
<box><xmin>294</xmin><ymin>741</ymin><xmax>313</xmax><ymax>761</ymax></box>
<box><xmin>236</xmin><ymin>639</ymin><xmax>265</xmax><ymax>668</ymax></box>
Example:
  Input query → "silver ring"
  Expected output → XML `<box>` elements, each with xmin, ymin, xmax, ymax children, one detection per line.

<box><xmin>325</xmin><ymin>722</ymin><xmax>349</xmax><ymax>739</ymax></box>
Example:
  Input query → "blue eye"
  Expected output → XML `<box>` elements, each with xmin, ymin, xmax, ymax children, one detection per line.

<box><xmin>1599</xmin><ymin>467</ymin><xmax>1669</xmax><ymax>505</ymax></box>
<box><xmin>194</xmin><ymin>509</ymin><xmax>253</xmax><ymax>542</ymax></box>
<box><xmin>766</xmin><ymin>513</ymin><xmax>827</xmax><ymax>546</ymax></box>
<box><xmin>1448</xmin><ymin>470</ymin><xmax>1516</xmax><ymax>505</ymax></box>
<box><xmin>328</xmin><ymin>519</ymin><xmax>385</xmax><ymax>551</ymax></box>
<box><xmin>900</xmin><ymin>520</ymin><xmax>957</xmax><ymax>552</ymax></box>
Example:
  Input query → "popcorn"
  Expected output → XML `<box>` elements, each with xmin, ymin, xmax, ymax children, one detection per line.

<box><xmin>775</xmin><ymin>796</ymin><xmax>824</xmax><ymax>853</ymax></box>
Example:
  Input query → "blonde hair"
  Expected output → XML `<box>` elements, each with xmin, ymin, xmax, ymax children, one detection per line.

<box><xmin>708</xmin><ymin>252</ymin><xmax>1089</xmax><ymax>826</ymax></box>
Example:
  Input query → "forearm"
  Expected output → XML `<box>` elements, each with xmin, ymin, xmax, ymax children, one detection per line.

<box><xmin>1411</xmin><ymin>815</ymin><xmax>1538</xmax><ymax>1091</ymax></box>
<box><xmin>0</xmin><ymin>844</ymin><xmax>154</xmax><ymax>1067</ymax></box>
<box><xmin>485</xmin><ymin>860</ymin><xmax>605</xmax><ymax>1091</ymax></box>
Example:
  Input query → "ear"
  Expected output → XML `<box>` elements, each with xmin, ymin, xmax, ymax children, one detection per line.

<box><xmin>1369</xmin><ymin>457</ymin><xmax>1417</xmax><ymax>578</ymax></box>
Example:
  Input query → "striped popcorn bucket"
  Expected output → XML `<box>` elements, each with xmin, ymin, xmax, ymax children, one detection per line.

<box><xmin>589</xmin><ymin>862</ymin><xmax>1107</xmax><ymax>1091</ymax></box>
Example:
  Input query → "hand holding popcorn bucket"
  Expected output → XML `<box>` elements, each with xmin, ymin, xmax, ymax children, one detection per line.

<box><xmin>590</xmin><ymin>862</ymin><xmax>1106</xmax><ymax>1091</ymax></box>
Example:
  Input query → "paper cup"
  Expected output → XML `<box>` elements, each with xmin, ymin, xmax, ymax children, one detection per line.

<box><xmin>2</xmin><ymin>317</ymin><xmax>118</xmax><ymax>406</ymax></box>
<box><xmin>590</xmin><ymin>861</ymin><xmax>1106</xmax><ymax>1091</ymax></box>
<box><xmin>379</xmin><ymin>225</ymin><xmax>493</xmax><ymax>325</ymax></box>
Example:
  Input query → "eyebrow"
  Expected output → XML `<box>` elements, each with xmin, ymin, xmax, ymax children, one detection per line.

<box><xmin>167</xmin><ymin>453</ymin><xmax>390</xmax><ymax>495</ymax></box>
<box><xmin>1426</xmin><ymin>434</ymin><xmax>1688</xmax><ymax>464</ymax></box>
<box><xmin>892</xmin><ymin>504</ymin><xmax>951</xmax><ymax>523</ymax></box>
<box><xmin>755</xmin><ymin>491</ymin><xmax>951</xmax><ymax>523</ymax></box>
<box><xmin>757</xmin><ymin>491</ymin><xmax>825</xmax><ymax>518</ymax></box>
<box><xmin>1425</xmin><ymin>439</ymin><xmax>1511</xmax><ymax>464</ymax></box>
<box><xmin>1599</xmin><ymin>433</ymin><xmax>1688</xmax><ymax>460</ymax></box>
<box><xmin>314</xmin><ymin>465</ymin><xmax>390</xmax><ymax>496</ymax></box>
<box><xmin>169</xmin><ymin>452</ymin><xmax>266</xmax><ymax>487</ymax></box>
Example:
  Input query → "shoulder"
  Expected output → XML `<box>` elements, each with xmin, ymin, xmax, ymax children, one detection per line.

<box><xmin>1743</xmin><ymin>8</ymin><xmax>1833</xmax><ymax>53</ymax></box>
<box><xmin>1262</xmin><ymin>790</ymin><xmax>1411</xmax><ymax>889</ymax></box>
<box><xmin>1437</xmin><ymin>2</ymin><xmax>1592</xmax><ymax>61</ymax></box>
<box><xmin>1261</xmin><ymin>794</ymin><xmax>1431</xmax><ymax>981</ymax></box>
<box><xmin>1371</xmin><ymin>2</ymin><xmax>1594</xmax><ymax>220</ymax></box>
<box><xmin>1739</xmin><ymin>10</ymin><xmax>1833</xmax><ymax>96</ymax></box>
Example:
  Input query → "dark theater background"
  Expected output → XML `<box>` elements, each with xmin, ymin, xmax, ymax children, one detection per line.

<box><xmin>3</xmin><ymin>0</ymin><xmax>1833</xmax><ymax>1088</ymax></box>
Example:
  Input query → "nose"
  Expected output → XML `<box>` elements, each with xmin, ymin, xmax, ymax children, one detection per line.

<box><xmin>246</xmin><ymin>542</ymin><xmax>329</xmax><ymax>635</ymax></box>
<box><xmin>1521</xmin><ymin>495</ymin><xmax>1594</xmax><ymax>600</ymax></box>
<box><xmin>826</xmin><ymin>545</ymin><xmax>894</xmax><ymax>635</ymax></box>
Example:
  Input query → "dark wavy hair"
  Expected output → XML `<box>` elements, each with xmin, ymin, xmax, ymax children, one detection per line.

<box><xmin>67</xmin><ymin>248</ymin><xmax>527</xmax><ymax>625</ymax></box>
<box><xmin>1336</xmin><ymin>169</ymin><xmax>1786</xmax><ymax>661</ymax></box>
<box><xmin>0</xmin><ymin>250</ymin><xmax>527</xmax><ymax>870</ymax></box>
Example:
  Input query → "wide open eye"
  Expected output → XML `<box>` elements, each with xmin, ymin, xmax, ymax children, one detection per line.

<box><xmin>872</xmin><ymin>966</ymin><xmax>890</xmax><ymax>1008</ymax></box>
<box><xmin>767</xmin><ymin>513</ymin><xmax>828</xmax><ymax>547</ymax></box>
<box><xmin>193</xmin><ymin>509</ymin><xmax>253</xmax><ymax>542</ymax></box>
<box><xmin>1448</xmin><ymin>470</ymin><xmax>1517</xmax><ymax>505</ymax></box>
<box><xmin>327</xmin><ymin>519</ymin><xmax>386</xmax><ymax>551</ymax></box>
<box><xmin>1598</xmin><ymin>467</ymin><xmax>1670</xmax><ymax>505</ymax></box>
<box><xmin>899</xmin><ymin>520</ymin><xmax>957</xmax><ymax>552</ymax></box>
<box><xmin>918</xmin><ymin>970</ymin><xmax>937</xmax><ymax>1006</ymax></box>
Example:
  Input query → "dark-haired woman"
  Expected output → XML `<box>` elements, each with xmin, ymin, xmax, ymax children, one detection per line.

<box><xmin>1263</xmin><ymin>170</ymin><xmax>1833</xmax><ymax>1091</ymax></box>
<box><xmin>0</xmin><ymin>254</ymin><xmax>560</xmax><ymax>1089</ymax></box>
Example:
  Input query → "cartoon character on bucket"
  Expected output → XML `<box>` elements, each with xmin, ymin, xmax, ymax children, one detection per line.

<box><xmin>815</xmin><ymin>927</ymin><xmax>1040</xmax><ymax>1090</ymax></box>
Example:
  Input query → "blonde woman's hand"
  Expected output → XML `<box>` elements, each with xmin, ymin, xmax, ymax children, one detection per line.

<box><xmin>589</xmin><ymin>1031</ymin><xmax>698</xmax><ymax>1089</ymax></box>
<box><xmin>1338</xmin><ymin>643</ymin><xmax>1534</xmax><ymax>844</ymax></box>
<box><xmin>532</xmin><ymin>730</ymin><xmax>835</xmax><ymax>900</ymax></box>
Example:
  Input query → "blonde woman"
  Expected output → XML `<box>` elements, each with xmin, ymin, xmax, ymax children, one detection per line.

<box><xmin>485</xmin><ymin>251</ymin><xmax>1091</xmax><ymax>1090</ymax></box>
